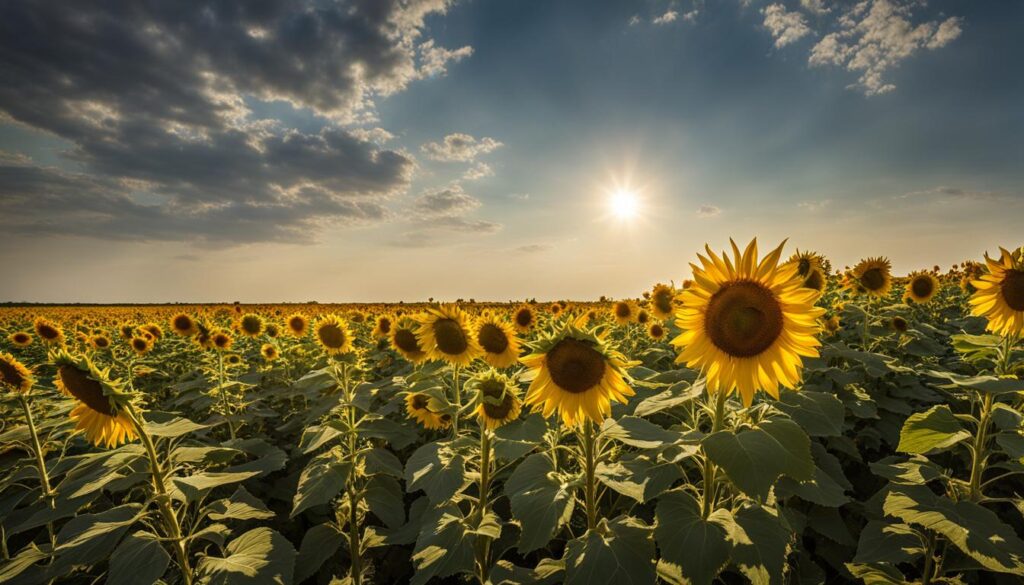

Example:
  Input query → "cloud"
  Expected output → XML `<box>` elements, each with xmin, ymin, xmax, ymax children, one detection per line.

<box><xmin>463</xmin><ymin>162</ymin><xmax>494</xmax><ymax>181</ymax></box>
<box><xmin>696</xmin><ymin>204</ymin><xmax>721</xmax><ymax>218</ymax></box>
<box><xmin>807</xmin><ymin>0</ymin><xmax>963</xmax><ymax>95</ymax></box>
<box><xmin>800</xmin><ymin>0</ymin><xmax>830</xmax><ymax>16</ymax></box>
<box><xmin>900</xmin><ymin>186</ymin><xmax>1002</xmax><ymax>202</ymax></box>
<box><xmin>515</xmin><ymin>243</ymin><xmax>553</xmax><ymax>254</ymax></box>
<box><xmin>420</xmin><ymin>133</ymin><xmax>503</xmax><ymax>162</ymax></box>
<box><xmin>413</xmin><ymin>184</ymin><xmax>482</xmax><ymax>217</ymax></box>
<box><xmin>798</xmin><ymin>199</ymin><xmax>831</xmax><ymax>211</ymax></box>
<box><xmin>0</xmin><ymin>0</ymin><xmax>469</xmax><ymax>246</ymax></box>
<box><xmin>653</xmin><ymin>10</ymin><xmax>679</xmax><ymax>25</ymax></box>
<box><xmin>629</xmin><ymin>15</ymin><xmax>641</xmax><ymax>26</ymax></box>
<box><xmin>761</xmin><ymin>4</ymin><xmax>812</xmax><ymax>48</ymax></box>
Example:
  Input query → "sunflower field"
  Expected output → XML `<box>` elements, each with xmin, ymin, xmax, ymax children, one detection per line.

<box><xmin>2</xmin><ymin>240</ymin><xmax>1024</xmax><ymax>585</ymax></box>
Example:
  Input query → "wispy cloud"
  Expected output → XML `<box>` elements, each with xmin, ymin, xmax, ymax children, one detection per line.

<box><xmin>421</xmin><ymin>133</ymin><xmax>503</xmax><ymax>162</ymax></box>
<box><xmin>761</xmin><ymin>4</ymin><xmax>811</xmax><ymax>48</ymax></box>
<box><xmin>798</xmin><ymin>199</ymin><xmax>831</xmax><ymax>211</ymax></box>
<box><xmin>696</xmin><ymin>204</ymin><xmax>721</xmax><ymax>218</ymax></box>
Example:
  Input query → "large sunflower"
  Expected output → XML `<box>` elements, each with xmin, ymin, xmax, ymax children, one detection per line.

<box><xmin>53</xmin><ymin>351</ymin><xmax>137</xmax><ymax>448</ymax></box>
<box><xmin>239</xmin><ymin>313</ymin><xmax>264</xmax><ymax>337</ymax></box>
<box><xmin>905</xmin><ymin>270</ymin><xmax>941</xmax><ymax>304</ymax></box>
<box><xmin>0</xmin><ymin>352</ymin><xmax>34</xmax><ymax>394</ymax></box>
<box><xmin>649</xmin><ymin>284</ymin><xmax>676</xmax><ymax>320</ymax></box>
<box><xmin>405</xmin><ymin>393</ymin><xmax>452</xmax><ymax>430</ymax></box>
<box><xmin>672</xmin><ymin>239</ymin><xmax>824</xmax><ymax>406</ymax></box>
<box><xmin>522</xmin><ymin>325</ymin><xmax>636</xmax><ymax>428</ymax></box>
<box><xmin>848</xmin><ymin>257</ymin><xmax>893</xmax><ymax>298</ymax></box>
<box><xmin>969</xmin><ymin>246</ymin><xmax>1024</xmax><ymax>337</ymax></box>
<box><xmin>470</xmin><ymin>370</ymin><xmax>523</xmax><ymax>430</ymax></box>
<box><xmin>315</xmin><ymin>315</ymin><xmax>354</xmax><ymax>356</ymax></box>
<box><xmin>474</xmin><ymin>313</ymin><xmax>521</xmax><ymax>369</ymax></box>
<box><xmin>414</xmin><ymin>305</ymin><xmax>481</xmax><ymax>366</ymax></box>
<box><xmin>390</xmin><ymin>317</ymin><xmax>428</xmax><ymax>364</ymax></box>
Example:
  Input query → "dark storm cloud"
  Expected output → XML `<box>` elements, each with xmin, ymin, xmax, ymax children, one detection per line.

<box><xmin>0</xmin><ymin>0</ymin><xmax>471</xmax><ymax>245</ymax></box>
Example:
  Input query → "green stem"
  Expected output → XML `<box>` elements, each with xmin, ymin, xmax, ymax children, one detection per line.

<box><xmin>19</xmin><ymin>395</ymin><xmax>56</xmax><ymax>555</ymax></box>
<box><xmin>124</xmin><ymin>405</ymin><xmax>193</xmax><ymax>585</ymax></box>
<box><xmin>217</xmin><ymin>351</ymin><xmax>235</xmax><ymax>440</ymax></box>
<box><xmin>968</xmin><ymin>392</ymin><xmax>995</xmax><ymax>501</ymax></box>
<box><xmin>451</xmin><ymin>365</ymin><xmax>462</xmax><ymax>437</ymax></box>
<box><xmin>702</xmin><ymin>388</ymin><xmax>728</xmax><ymax>518</ymax></box>
<box><xmin>340</xmin><ymin>363</ymin><xmax>362</xmax><ymax>585</ymax></box>
<box><xmin>581</xmin><ymin>421</ymin><xmax>598</xmax><ymax>531</ymax></box>
<box><xmin>474</xmin><ymin>430</ymin><xmax>493</xmax><ymax>583</ymax></box>
<box><xmin>921</xmin><ymin>531</ymin><xmax>938</xmax><ymax>585</ymax></box>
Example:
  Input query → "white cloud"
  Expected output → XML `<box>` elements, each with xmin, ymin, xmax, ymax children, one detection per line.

<box><xmin>696</xmin><ymin>204</ymin><xmax>721</xmax><ymax>218</ymax></box>
<box><xmin>463</xmin><ymin>162</ymin><xmax>494</xmax><ymax>181</ymax></box>
<box><xmin>419</xmin><ymin>39</ymin><xmax>474</xmax><ymax>78</ymax></box>
<box><xmin>629</xmin><ymin>14</ymin><xmax>641</xmax><ymax>26</ymax></box>
<box><xmin>413</xmin><ymin>184</ymin><xmax>481</xmax><ymax>217</ymax></box>
<box><xmin>798</xmin><ymin>199</ymin><xmax>831</xmax><ymax>211</ymax></box>
<box><xmin>421</xmin><ymin>133</ymin><xmax>503</xmax><ymax>162</ymax></box>
<box><xmin>761</xmin><ymin>4</ymin><xmax>812</xmax><ymax>48</ymax></box>
<box><xmin>800</xmin><ymin>0</ymin><xmax>830</xmax><ymax>16</ymax></box>
<box><xmin>654</xmin><ymin>10</ymin><xmax>679</xmax><ymax>25</ymax></box>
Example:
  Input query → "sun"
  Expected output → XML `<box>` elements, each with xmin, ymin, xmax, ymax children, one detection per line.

<box><xmin>609</xmin><ymin>189</ymin><xmax>640</xmax><ymax>220</ymax></box>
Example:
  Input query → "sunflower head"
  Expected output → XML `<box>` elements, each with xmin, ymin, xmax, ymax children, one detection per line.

<box><xmin>648</xmin><ymin>322</ymin><xmax>667</xmax><ymax>340</ymax></box>
<box><xmin>34</xmin><ymin>317</ymin><xmax>64</xmax><ymax>345</ymax></box>
<box><xmin>891</xmin><ymin>316</ymin><xmax>909</xmax><ymax>333</ymax></box>
<box><xmin>470</xmin><ymin>370</ymin><xmax>522</xmax><ymax>430</ymax></box>
<box><xmin>239</xmin><ymin>313</ymin><xmax>264</xmax><ymax>337</ymax></box>
<box><xmin>513</xmin><ymin>306</ymin><xmax>536</xmax><ymax>332</ymax></box>
<box><xmin>672</xmin><ymin>239</ymin><xmax>825</xmax><ymax>406</ymax></box>
<box><xmin>194</xmin><ymin>322</ymin><xmax>214</xmax><ymax>349</ymax></box>
<box><xmin>549</xmin><ymin>302</ymin><xmax>563</xmax><ymax>316</ymax></box>
<box><xmin>848</xmin><ymin>257</ymin><xmax>893</xmax><ymax>298</ymax></box>
<box><xmin>802</xmin><ymin>268</ymin><xmax>827</xmax><ymax>295</ymax></box>
<box><xmin>211</xmin><ymin>329</ymin><xmax>233</xmax><ymax>351</ymax></box>
<box><xmin>390</xmin><ymin>317</ymin><xmax>428</xmax><ymax>364</ymax></box>
<box><xmin>0</xmin><ymin>352</ymin><xmax>34</xmax><ymax>394</ymax></box>
<box><xmin>824</xmin><ymin>315</ymin><xmax>841</xmax><ymax>334</ymax></box>
<box><xmin>414</xmin><ymin>305</ymin><xmax>481</xmax><ymax>367</ymax></box>
<box><xmin>170</xmin><ymin>313</ymin><xmax>197</xmax><ymax>336</ymax></box>
<box><xmin>261</xmin><ymin>343</ymin><xmax>279</xmax><ymax>361</ymax></box>
<box><xmin>373</xmin><ymin>316</ymin><xmax>393</xmax><ymax>338</ymax></box>
<box><xmin>905</xmin><ymin>271</ymin><xmax>940</xmax><ymax>304</ymax></box>
<box><xmin>129</xmin><ymin>336</ymin><xmax>152</xmax><ymax>356</ymax></box>
<box><xmin>51</xmin><ymin>350</ymin><xmax>137</xmax><ymax>448</ymax></box>
<box><xmin>225</xmin><ymin>353</ymin><xmax>244</xmax><ymax>367</ymax></box>
<box><xmin>287</xmin><ymin>314</ymin><xmax>309</xmax><ymax>337</ymax></box>
<box><xmin>265</xmin><ymin>323</ymin><xmax>280</xmax><ymax>338</ymax></box>
<box><xmin>315</xmin><ymin>315</ymin><xmax>354</xmax><ymax>356</ymax></box>
<box><xmin>474</xmin><ymin>313</ymin><xmax>521</xmax><ymax>369</ymax></box>
<box><xmin>788</xmin><ymin>249</ymin><xmax>828</xmax><ymax>278</ymax></box>
<box><xmin>89</xmin><ymin>335</ymin><xmax>111</xmax><ymax>350</ymax></box>
<box><xmin>141</xmin><ymin>323</ymin><xmax>163</xmax><ymax>340</ymax></box>
<box><xmin>119</xmin><ymin>324</ymin><xmax>137</xmax><ymax>340</ymax></box>
<box><xmin>405</xmin><ymin>392</ymin><xmax>452</xmax><ymax>430</ymax></box>
<box><xmin>521</xmin><ymin>324</ymin><xmax>636</xmax><ymax>428</ymax></box>
<box><xmin>9</xmin><ymin>331</ymin><xmax>32</xmax><ymax>347</ymax></box>
<box><xmin>969</xmin><ymin>246</ymin><xmax>1024</xmax><ymax>337</ymax></box>
<box><xmin>612</xmin><ymin>301</ymin><xmax>634</xmax><ymax>325</ymax></box>
<box><xmin>650</xmin><ymin>284</ymin><xmax>676</xmax><ymax>320</ymax></box>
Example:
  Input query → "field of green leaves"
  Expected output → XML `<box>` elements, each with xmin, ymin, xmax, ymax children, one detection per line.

<box><xmin>2</xmin><ymin>243</ymin><xmax>1024</xmax><ymax>585</ymax></box>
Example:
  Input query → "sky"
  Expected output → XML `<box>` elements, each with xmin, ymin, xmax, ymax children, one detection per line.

<box><xmin>1</xmin><ymin>0</ymin><xmax>1021</xmax><ymax>303</ymax></box>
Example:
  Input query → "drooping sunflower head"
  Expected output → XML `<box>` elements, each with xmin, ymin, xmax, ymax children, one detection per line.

<box><xmin>787</xmin><ymin>249</ymin><xmax>828</xmax><ymax>279</ymax></box>
<box><xmin>373</xmin><ymin>316</ymin><xmax>393</xmax><ymax>338</ymax></box>
<box><xmin>0</xmin><ymin>352</ymin><xmax>34</xmax><ymax>394</ymax></box>
<box><xmin>170</xmin><ymin>313</ymin><xmax>197</xmax><ymax>336</ymax></box>
<box><xmin>969</xmin><ymin>246</ymin><xmax>1024</xmax><ymax>337</ymax></box>
<box><xmin>9</xmin><ymin>331</ymin><xmax>32</xmax><ymax>347</ymax></box>
<box><xmin>891</xmin><ymin>316</ymin><xmax>909</xmax><ymax>333</ymax></box>
<box><xmin>405</xmin><ymin>392</ymin><xmax>452</xmax><ymax>430</ymax></box>
<box><xmin>649</xmin><ymin>284</ymin><xmax>676</xmax><ymax>320</ymax></box>
<box><xmin>414</xmin><ymin>305</ymin><xmax>482</xmax><ymax>367</ymax></box>
<box><xmin>129</xmin><ymin>336</ymin><xmax>152</xmax><ymax>356</ymax></box>
<box><xmin>287</xmin><ymin>314</ymin><xmax>309</xmax><ymax>337</ymax></box>
<box><xmin>521</xmin><ymin>324</ymin><xmax>637</xmax><ymax>428</ymax></box>
<box><xmin>513</xmin><ymin>305</ymin><xmax>536</xmax><ymax>332</ymax></box>
<box><xmin>470</xmin><ymin>370</ymin><xmax>522</xmax><ymax>431</ymax></box>
<box><xmin>211</xmin><ymin>329</ymin><xmax>233</xmax><ymax>351</ymax></box>
<box><xmin>801</xmin><ymin>268</ymin><xmax>827</xmax><ymax>295</ymax></box>
<box><xmin>52</xmin><ymin>350</ymin><xmax>137</xmax><ymax>448</ymax></box>
<box><xmin>194</xmin><ymin>322</ymin><xmax>214</xmax><ymax>349</ymax></box>
<box><xmin>119</xmin><ymin>324</ymin><xmax>137</xmax><ymax>340</ymax></box>
<box><xmin>904</xmin><ymin>271</ymin><xmax>940</xmax><ymax>304</ymax></box>
<box><xmin>474</xmin><ymin>313</ymin><xmax>521</xmax><ymax>369</ymax></box>
<box><xmin>672</xmin><ymin>238</ymin><xmax>825</xmax><ymax>406</ymax></box>
<box><xmin>648</xmin><ymin>322</ymin><xmax>667</xmax><ymax>340</ymax></box>
<box><xmin>141</xmin><ymin>323</ymin><xmax>163</xmax><ymax>340</ymax></box>
<box><xmin>612</xmin><ymin>301</ymin><xmax>634</xmax><ymax>325</ymax></box>
<box><xmin>390</xmin><ymin>317</ymin><xmax>428</xmax><ymax>364</ymax></box>
<box><xmin>239</xmin><ymin>313</ymin><xmax>264</xmax><ymax>337</ymax></box>
<box><xmin>265</xmin><ymin>323</ymin><xmax>280</xmax><ymax>338</ymax></box>
<box><xmin>89</xmin><ymin>334</ymin><xmax>111</xmax><ymax>350</ymax></box>
<box><xmin>261</xmin><ymin>343</ymin><xmax>279</xmax><ymax>361</ymax></box>
<box><xmin>34</xmin><ymin>317</ymin><xmax>64</xmax><ymax>345</ymax></box>
<box><xmin>315</xmin><ymin>315</ymin><xmax>354</xmax><ymax>356</ymax></box>
<box><xmin>849</xmin><ymin>257</ymin><xmax>893</xmax><ymax>298</ymax></box>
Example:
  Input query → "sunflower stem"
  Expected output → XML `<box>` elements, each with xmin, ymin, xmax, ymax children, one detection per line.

<box><xmin>124</xmin><ymin>405</ymin><xmax>193</xmax><ymax>585</ymax></box>
<box><xmin>339</xmin><ymin>361</ymin><xmax>363</xmax><ymax>585</ymax></box>
<box><xmin>451</xmin><ymin>365</ymin><xmax>462</xmax><ymax>437</ymax></box>
<box><xmin>474</xmin><ymin>429</ymin><xmax>493</xmax><ymax>583</ymax></box>
<box><xmin>19</xmin><ymin>395</ymin><xmax>57</xmax><ymax>557</ymax></box>
<box><xmin>581</xmin><ymin>420</ymin><xmax>598</xmax><ymax>531</ymax></box>
<box><xmin>701</xmin><ymin>387</ymin><xmax>728</xmax><ymax>519</ymax></box>
<box><xmin>216</xmin><ymin>351</ymin><xmax>235</xmax><ymax>440</ymax></box>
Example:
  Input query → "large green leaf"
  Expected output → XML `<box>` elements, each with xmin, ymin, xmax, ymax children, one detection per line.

<box><xmin>207</xmin><ymin>486</ymin><xmax>275</xmax><ymax>521</ymax></box>
<box><xmin>294</xmin><ymin>523</ymin><xmax>343</xmax><ymax>583</ymax></box>
<box><xmin>727</xmin><ymin>504</ymin><xmax>793</xmax><ymax>585</ymax></box>
<box><xmin>173</xmin><ymin>470</ymin><xmax>261</xmax><ymax>504</ymax></box>
<box><xmin>411</xmin><ymin>505</ymin><xmax>475</xmax><ymax>585</ymax></box>
<box><xmin>600</xmin><ymin>416</ymin><xmax>684</xmax><ymax>449</ymax></box>
<box><xmin>564</xmin><ymin>517</ymin><xmax>656</xmax><ymax>585</ymax></box>
<box><xmin>596</xmin><ymin>454</ymin><xmax>681</xmax><ymax>503</ymax></box>
<box><xmin>404</xmin><ymin>441</ymin><xmax>467</xmax><ymax>505</ymax></box>
<box><xmin>654</xmin><ymin>490</ymin><xmax>732</xmax><ymax>585</ymax></box>
<box><xmin>633</xmin><ymin>381</ymin><xmax>704</xmax><ymax>418</ymax></box>
<box><xmin>145</xmin><ymin>417</ymin><xmax>214</xmax><ymax>438</ymax></box>
<box><xmin>53</xmin><ymin>503</ymin><xmax>142</xmax><ymax>571</ymax></box>
<box><xmin>505</xmin><ymin>453</ymin><xmax>574</xmax><ymax>553</ymax></box>
<box><xmin>702</xmin><ymin>418</ymin><xmax>813</xmax><ymax>500</ymax></box>
<box><xmin>852</xmin><ymin>521</ymin><xmax>924</xmax><ymax>565</ymax></box>
<box><xmin>774</xmin><ymin>391</ymin><xmax>845</xmax><ymax>437</ymax></box>
<box><xmin>197</xmin><ymin>527</ymin><xmax>296</xmax><ymax>585</ymax></box>
<box><xmin>108</xmin><ymin>531</ymin><xmax>171</xmax><ymax>585</ymax></box>
<box><xmin>365</xmin><ymin>475</ymin><xmax>406</xmax><ymax>528</ymax></box>
<box><xmin>884</xmin><ymin>485</ymin><xmax>1024</xmax><ymax>575</ymax></box>
<box><xmin>290</xmin><ymin>447</ymin><xmax>352</xmax><ymax>518</ymax></box>
<box><xmin>926</xmin><ymin>370</ymin><xmax>1024</xmax><ymax>395</ymax></box>
<box><xmin>896</xmin><ymin>405</ymin><xmax>970</xmax><ymax>454</ymax></box>
<box><xmin>493</xmin><ymin>414</ymin><xmax>547</xmax><ymax>460</ymax></box>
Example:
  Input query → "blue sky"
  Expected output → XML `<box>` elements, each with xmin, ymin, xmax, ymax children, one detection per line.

<box><xmin>0</xmin><ymin>0</ymin><xmax>1021</xmax><ymax>302</ymax></box>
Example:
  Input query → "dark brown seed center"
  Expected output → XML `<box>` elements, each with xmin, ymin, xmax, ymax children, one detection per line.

<box><xmin>546</xmin><ymin>338</ymin><xmax>606</xmax><ymax>394</ymax></box>
<box><xmin>911</xmin><ymin>277</ymin><xmax>934</xmax><ymax>299</ymax></box>
<box><xmin>804</xmin><ymin>270</ymin><xmax>825</xmax><ymax>292</ymax></box>
<box><xmin>653</xmin><ymin>291</ymin><xmax>673</xmax><ymax>315</ymax></box>
<box><xmin>318</xmin><ymin>324</ymin><xmax>346</xmax><ymax>349</ymax></box>
<box><xmin>411</xmin><ymin>394</ymin><xmax>429</xmax><ymax>410</ymax></box>
<box><xmin>515</xmin><ymin>310</ymin><xmax>533</xmax><ymax>327</ymax></box>
<box><xmin>59</xmin><ymin>365</ymin><xmax>115</xmax><ymax>416</ymax></box>
<box><xmin>860</xmin><ymin>268</ymin><xmax>886</xmax><ymax>292</ymax></box>
<box><xmin>1</xmin><ymin>359</ymin><xmax>26</xmax><ymax>388</ymax></box>
<box><xmin>615</xmin><ymin>303</ymin><xmax>631</xmax><ymax>318</ymax></box>
<box><xmin>433</xmin><ymin>318</ymin><xmax>468</xmax><ymax>355</ymax></box>
<box><xmin>478</xmin><ymin>323</ymin><xmax>509</xmax><ymax>354</ymax></box>
<box><xmin>1001</xmin><ymin>269</ymin><xmax>1024</xmax><ymax>311</ymax></box>
<box><xmin>705</xmin><ymin>281</ymin><xmax>784</xmax><ymax>358</ymax></box>
<box><xmin>173</xmin><ymin>316</ymin><xmax>192</xmax><ymax>331</ymax></box>
<box><xmin>394</xmin><ymin>328</ymin><xmax>421</xmax><ymax>353</ymax></box>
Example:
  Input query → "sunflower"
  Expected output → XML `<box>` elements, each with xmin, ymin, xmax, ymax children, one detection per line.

<box><xmin>649</xmin><ymin>284</ymin><xmax>675</xmax><ymax>320</ymax></box>
<box><xmin>119</xmin><ymin>324</ymin><xmax>137</xmax><ymax>340</ymax></box>
<box><xmin>612</xmin><ymin>301</ymin><xmax>635</xmax><ymax>325</ymax></box>
<box><xmin>286</xmin><ymin>314</ymin><xmax>309</xmax><ymax>337</ymax></box>
<box><xmin>636</xmin><ymin>309</ymin><xmax>651</xmax><ymax>325</ymax></box>
<box><xmin>34</xmin><ymin>317</ymin><xmax>64</xmax><ymax>345</ymax></box>
<box><xmin>239</xmin><ymin>313</ymin><xmax>264</xmax><ymax>337</ymax></box>
<box><xmin>53</xmin><ymin>351</ymin><xmax>137</xmax><ymax>448</ymax></box>
<box><xmin>140</xmin><ymin>323</ymin><xmax>163</xmax><ymax>340</ymax></box>
<box><xmin>969</xmin><ymin>246</ymin><xmax>1024</xmax><ymax>337</ymax></box>
<box><xmin>474</xmin><ymin>314</ymin><xmax>521</xmax><ymax>369</ymax></box>
<box><xmin>261</xmin><ymin>344</ymin><xmax>279</xmax><ymax>361</ymax></box>
<box><xmin>801</xmin><ymin>268</ymin><xmax>827</xmax><ymax>295</ymax></box>
<box><xmin>405</xmin><ymin>393</ymin><xmax>452</xmax><ymax>430</ymax></box>
<box><xmin>549</xmin><ymin>303</ymin><xmax>563</xmax><ymax>317</ymax></box>
<box><xmin>211</xmin><ymin>329</ymin><xmax>233</xmax><ymax>351</ymax></box>
<box><xmin>905</xmin><ymin>271</ymin><xmax>940</xmax><ymax>304</ymax></box>
<box><xmin>521</xmin><ymin>324</ymin><xmax>636</xmax><ymax>428</ymax></box>
<box><xmin>788</xmin><ymin>249</ymin><xmax>827</xmax><ymax>279</ymax></box>
<box><xmin>648</xmin><ymin>322</ymin><xmax>667</xmax><ymax>340</ymax></box>
<box><xmin>130</xmin><ymin>336</ymin><xmax>152</xmax><ymax>356</ymax></box>
<box><xmin>170</xmin><ymin>313</ymin><xmax>197</xmax><ymax>336</ymax></box>
<box><xmin>891</xmin><ymin>316</ymin><xmax>909</xmax><ymax>333</ymax></box>
<box><xmin>265</xmin><ymin>323</ymin><xmax>280</xmax><ymax>338</ymax></box>
<box><xmin>390</xmin><ymin>317</ymin><xmax>428</xmax><ymax>364</ymax></box>
<box><xmin>89</xmin><ymin>335</ymin><xmax>111</xmax><ymax>350</ymax></box>
<box><xmin>512</xmin><ymin>305</ymin><xmax>536</xmax><ymax>332</ymax></box>
<box><xmin>315</xmin><ymin>315</ymin><xmax>353</xmax><ymax>356</ymax></box>
<box><xmin>470</xmin><ymin>370</ymin><xmax>522</xmax><ymax>430</ymax></box>
<box><xmin>848</xmin><ymin>257</ymin><xmax>893</xmax><ymax>298</ymax></box>
<box><xmin>0</xmin><ymin>353</ymin><xmax>34</xmax><ymax>394</ymax></box>
<box><xmin>672</xmin><ymin>239</ymin><xmax>824</xmax><ymax>406</ymax></box>
<box><xmin>824</xmin><ymin>315</ymin><xmax>841</xmax><ymax>334</ymax></box>
<box><xmin>9</xmin><ymin>331</ymin><xmax>32</xmax><ymax>347</ymax></box>
<box><xmin>414</xmin><ymin>305</ymin><xmax>481</xmax><ymax>366</ymax></box>
<box><xmin>373</xmin><ymin>316</ymin><xmax>393</xmax><ymax>338</ymax></box>
<box><xmin>225</xmin><ymin>354</ymin><xmax>244</xmax><ymax>367</ymax></box>
<box><xmin>195</xmin><ymin>322</ymin><xmax>214</xmax><ymax>350</ymax></box>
